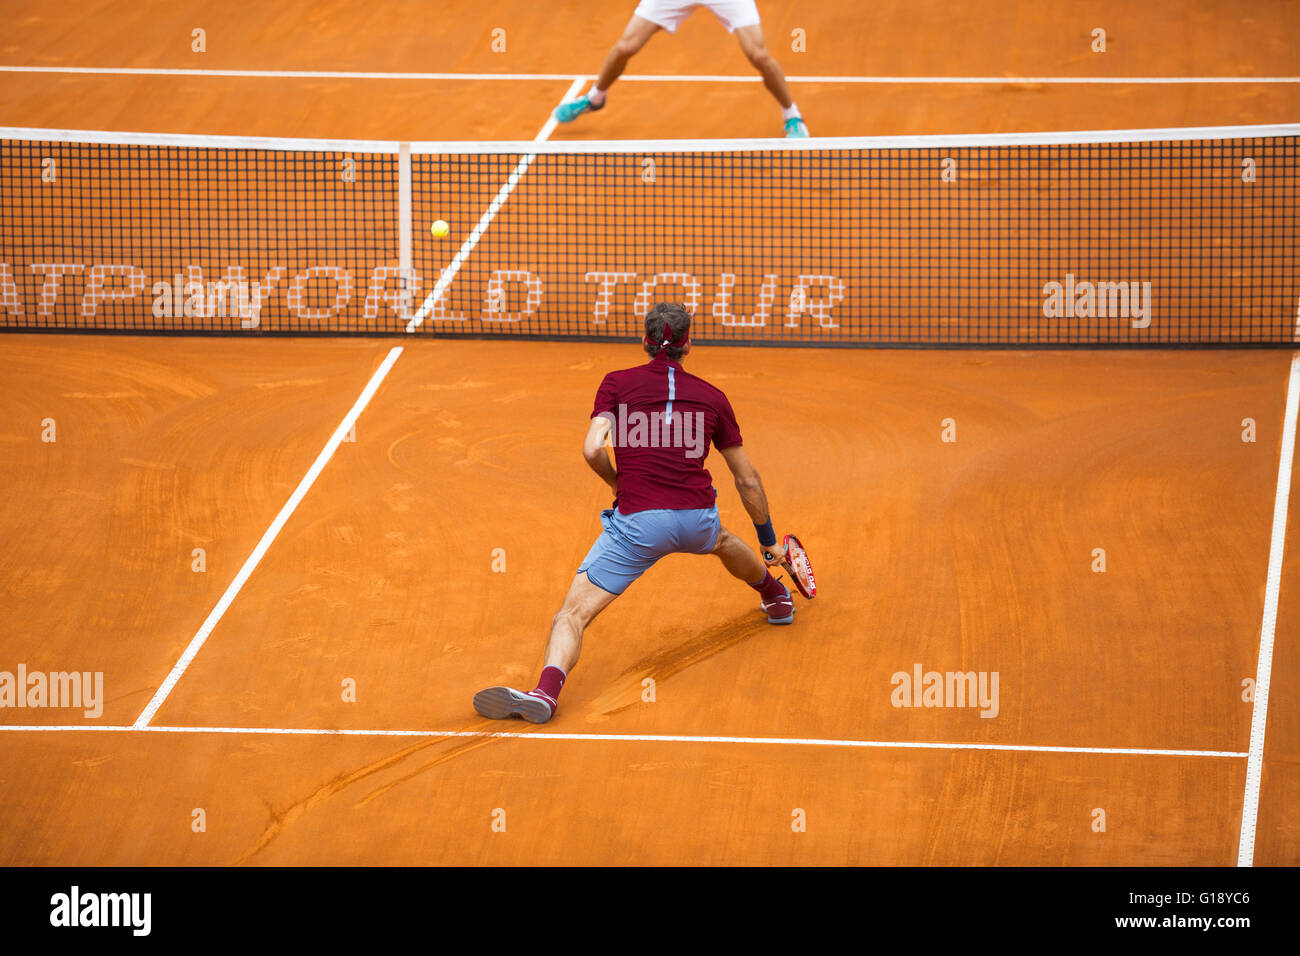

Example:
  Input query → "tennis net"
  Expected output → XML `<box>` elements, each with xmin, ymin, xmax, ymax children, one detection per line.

<box><xmin>1</xmin><ymin>124</ymin><xmax>1296</xmax><ymax>345</ymax></box>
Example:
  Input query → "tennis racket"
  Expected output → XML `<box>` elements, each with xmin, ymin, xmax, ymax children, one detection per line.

<box><xmin>762</xmin><ymin>533</ymin><xmax>817</xmax><ymax>599</ymax></box>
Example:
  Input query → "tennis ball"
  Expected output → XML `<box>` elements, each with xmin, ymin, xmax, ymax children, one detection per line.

<box><xmin>431</xmin><ymin>219</ymin><xmax>449</xmax><ymax>238</ymax></box>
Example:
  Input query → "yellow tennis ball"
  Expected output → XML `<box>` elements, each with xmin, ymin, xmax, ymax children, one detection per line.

<box><xmin>431</xmin><ymin>219</ymin><xmax>449</xmax><ymax>238</ymax></box>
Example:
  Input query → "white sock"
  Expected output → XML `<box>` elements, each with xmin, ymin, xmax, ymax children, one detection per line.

<box><xmin>588</xmin><ymin>85</ymin><xmax>607</xmax><ymax>105</ymax></box>
<box><xmin>781</xmin><ymin>103</ymin><xmax>801</xmax><ymax>121</ymax></box>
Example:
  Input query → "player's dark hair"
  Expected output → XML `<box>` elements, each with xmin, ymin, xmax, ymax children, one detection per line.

<box><xmin>644</xmin><ymin>302</ymin><xmax>692</xmax><ymax>360</ymax></box>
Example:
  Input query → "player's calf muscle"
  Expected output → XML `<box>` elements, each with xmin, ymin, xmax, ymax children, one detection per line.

<box><xmin>713</xmin><ymin>529</ymin><xmax>764</xmax><ymax>583</ymax></box>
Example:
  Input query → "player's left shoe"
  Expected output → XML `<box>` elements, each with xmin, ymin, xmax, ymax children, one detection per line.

<box><xmin>473</xmin><ymin>685</ymin><xmax>556</xmax><ymax>723</ymax></box>
<box><xmin>784</xmin><ymin>117</ymin><xmax>810</xmax><ymax>138</ymax></box>
<box><xmin>553</xmin><ymin>95</ymin><xmax>604</xmax><ymax>124</ymax></box>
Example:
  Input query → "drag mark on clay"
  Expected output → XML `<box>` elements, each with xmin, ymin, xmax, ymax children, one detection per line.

<box><xmin>352</xmin><ymin>730</ymin><xmax>513</xmax><ymax>807</ymax></box>
<box><xmin>454</xmin><ymin>433</ymin><xmax>529</xmax><ymax>469</ymax></box>
<box><xmin>234</xmin><ymin>721</ymin><xmax>505</xmax><ymax>864</ymax></box>
<box><xmin>586</xmin><ymin>612</ymin><xmax>771</xmax><ymax>720</ymax></box>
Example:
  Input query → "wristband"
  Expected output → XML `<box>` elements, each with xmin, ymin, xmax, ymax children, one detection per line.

<box><xmin>754</xmin><ymin>518</ymin><xmax>776</xmax><ymax>548</ymax></box>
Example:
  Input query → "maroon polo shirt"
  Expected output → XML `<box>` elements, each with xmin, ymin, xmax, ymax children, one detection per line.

<box><xmin>591</xmin><ymin>351</ymin><xmax>743</xmax><ymax>514</ymax></box>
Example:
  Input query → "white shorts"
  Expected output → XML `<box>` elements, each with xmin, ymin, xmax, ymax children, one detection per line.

<box><xmin>633</xmin><ymin>0</ymin><xmax>761</xmax><ymax>34</ymax></box>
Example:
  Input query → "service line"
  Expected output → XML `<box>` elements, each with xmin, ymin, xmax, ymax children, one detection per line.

<box><xmin>0</xmin><ymin>723</ymin><xmax>1248</xmax><ymax>759</ymax></box>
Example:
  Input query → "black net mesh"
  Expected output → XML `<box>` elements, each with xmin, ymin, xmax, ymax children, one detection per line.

<box><xmin>2</xmin><ymin>133</ymin><xmax>1296</xmax><ymax>344</ymax></box>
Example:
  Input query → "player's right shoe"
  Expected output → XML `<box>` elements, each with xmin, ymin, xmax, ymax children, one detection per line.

<box><xmin>473</xmin><ymin>685</ymin><xmax>556</xmax><ymax>723</ymax></box>
<box><xmin>761</xmin><ymin>580</ymin><xmax>795</xmax><ymax>624</ymax></box>
<box><xmin>783</xmin><ymin>117</ymin><xmax>810</xmax><ymax>138</ymax></box>
<box><xmin>553</xmin><ymin>95</ymin><xmax>604</xmax><ymax>124</ymax></box>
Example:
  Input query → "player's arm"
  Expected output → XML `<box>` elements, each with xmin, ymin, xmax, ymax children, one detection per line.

<box><xmin>718</xmin><ymin>445</ymin><xmax>782</xmax><ymax>566</ymax></box>
<box><xmin>583</xmin><ymin>414</ymin><xmax>618</xmax><ymax>494</ymax></box>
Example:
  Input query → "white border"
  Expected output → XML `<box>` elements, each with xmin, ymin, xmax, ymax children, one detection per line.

<box><xmin>410</xmin><ymin>124</ymin><xmax>1300</xmax><ymax>153</ymax></box>
<box><xmin>2</xmin><ymin>65</ymin><xmax>1300</xmax><ymax>84</ymax></box>
<box><xmin>2</xmin><ymin>123</ymin><xmax>1297</xmax><ymax>154</ymax></box>
<box><xmin>1237</xmin><ymin>352</ymin><xmax>1300</xmax><ymax>866</ymax></box>
<box><xmin>0</xmin><ymin>126</ymin><xmax>402</xmax><ymax>153</ymax></box>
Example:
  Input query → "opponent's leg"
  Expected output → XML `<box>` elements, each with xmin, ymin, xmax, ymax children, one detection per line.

<box><xmin>713</xmin><ymin>527</ymin><xmax>795</xmax><ymax>624</ymax></box>
<box><xmin>734</xmin><ymin>24</ymin><xmax>809</xmax><ymax>137</ymax></box>
<box><xmin>553</xmin><ymin>16</ymin><xmax>661</xmax><ymax>123</ymax></box>
<box><xmin>595</xmin><ymin>15</ymin><xmax>661</xmax><ymax>92</ymax></box>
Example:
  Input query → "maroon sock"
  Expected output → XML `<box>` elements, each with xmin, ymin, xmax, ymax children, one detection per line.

<box><xmin>749</xmin><ymin>570</ymin><xmax>788</xmax><ymax>601</ymax></box>
<box><xmin>532</xmin><ymin>666</ymin><xmax>567</xmax><ymax>707</ymax></box>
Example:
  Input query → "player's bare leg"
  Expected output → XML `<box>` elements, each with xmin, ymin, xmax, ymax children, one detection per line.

<box><xmin>473</xmin><ymin>572</ymin><xmax>617</xmax><ymax>723</ymax></box>
<box><xmin>713</xmin><ymin>526</ymin><xmax>766</xmax><ymax>583</ymax></box>
<box><xmin>734</xmin><ymin>24</ymin><xmax>809</xmax><ymax>137</ymax></box>
<box><xmin>595</xmin><ymin>15</ymin><xmax>661</xmax><ymax>92</ymax></box>
<box><xmin>713</xmin><ymin>527</ymin><xmax>795</xmax><ymax>624</ymax></box>
<box><xmin>553</xmin><ymin>16</ymin><xmax>661</xmax><ymax>123</ymax></box>
<box><xmin>541</xmin><ymin>572</ymin><xmax>619</xmax><ymax>673</ymax></box>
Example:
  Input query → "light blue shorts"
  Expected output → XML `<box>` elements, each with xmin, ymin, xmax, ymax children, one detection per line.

<box><xmin>578</xmin><ymin>506</ymin><xmax>721</xmax><ymax>595</ymax></box>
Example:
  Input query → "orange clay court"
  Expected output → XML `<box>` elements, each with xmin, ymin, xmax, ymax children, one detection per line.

<box><xmin>1</xmin><ymin>1</ymin><xmax>1299</xmax><ymax>866</ymax></box>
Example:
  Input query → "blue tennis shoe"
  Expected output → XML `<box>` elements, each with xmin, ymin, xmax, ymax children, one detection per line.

<box><xmin>553</xmin><ymin>94</ymin><xmax>605</xmax><ymax>124</ymax></box>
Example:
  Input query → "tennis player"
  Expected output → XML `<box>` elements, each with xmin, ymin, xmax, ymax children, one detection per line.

<box><xmin>473</xmin><ymin>302</ymin><xmax>796</xmax><ymax>723</ymax></box>
<box><xmin>552</xmin><ymin>1</ymin><xmax>810</xmax><ymax>137</ymax></box>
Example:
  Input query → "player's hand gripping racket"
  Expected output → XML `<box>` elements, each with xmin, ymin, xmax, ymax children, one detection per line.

<box><xmin>762</xmin><ymin>534</ymin><xmax>817</xmax><ymax>599</ymax></box>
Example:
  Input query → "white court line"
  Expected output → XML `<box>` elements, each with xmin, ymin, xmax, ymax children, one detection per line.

<box><xmin>1237</xmin><ymin>352</ymin><xmax>1300</xmax><ymax>867</ymax></box>
<box><xmin>404</xmin><ymin>75</ymin><xmax>585</xmax><ymax>333</ymax></box>
<box><xmin>0</xmin><ymin>723</ymin><xmax>1247</xmax><ymax>758</ymax></box>
<box><xmin>3</xmin><ymin>65</ymin><xmax>1300</xmax><ymax>83</ymax></box>
<box><xmin>131</xmin><ymin>347</ymin><xmax>405</xmax><ymax>728</ymax></box>
<box><xmin>533</xmin><ymin>76</ymin><xmax>587</xmax><ymax>143</ymax></box>
<box><xmin>134</xmin><ymin>79</ymin><xmax>582</xmax><ymax>723</ymax></box>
